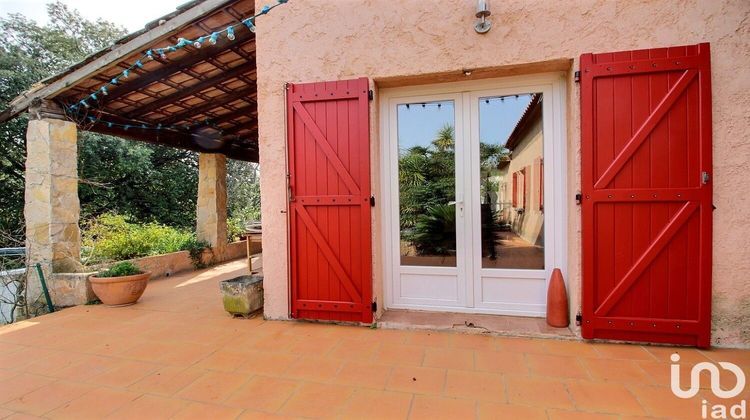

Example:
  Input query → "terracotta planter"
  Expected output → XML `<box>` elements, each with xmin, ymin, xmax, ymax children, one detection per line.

<box><xmin>89</xmin><ymin>272</ymin><xmax>151</xmax><ymax>307</ymax></box>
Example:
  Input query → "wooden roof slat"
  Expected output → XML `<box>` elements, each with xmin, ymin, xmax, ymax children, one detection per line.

<box><xmin>99</xmin><ymin>29</ymin><xmax>255</xmax><ymax>104</ymax></box>
<box><xmin>210</xmin><ymin>104</ymin><xmax>255</xmax><ymax>125</ymax></box>
<box><xmin>159</xmin><ymin>86</ymin><xmax>257</xmax><ymax>124</ymax></box>
<box><xmin>125</xmin><ymin>62</ymin><xmax>256</xmax><ymax>117</ymax></box>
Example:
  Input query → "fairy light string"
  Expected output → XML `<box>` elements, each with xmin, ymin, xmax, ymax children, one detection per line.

<box><xmin>66</xmin><ymin>0</ymin><xmax>288</xmax><ymax>139</ymax></box>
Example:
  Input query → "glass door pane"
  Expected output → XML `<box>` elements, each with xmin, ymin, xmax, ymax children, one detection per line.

<box><xmin>477</xmin><ymin>93</ymin><xmax>545</xmax><ymax>270</ymax></box>
<box><xmin>397</xmin><ymin>100</ymin><xmax>457</xmax><ymax>267</ymax></box>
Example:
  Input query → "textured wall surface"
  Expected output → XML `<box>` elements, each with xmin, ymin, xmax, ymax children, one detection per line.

<box><xmin>256</xmin><ymin>0</ymin><xmax>750</xmax><ymax>347</ymax></box>
<box><xmin>196</xmin><ymin>153</ymin><xmax>228</xmax><ymax>260</ymax></box>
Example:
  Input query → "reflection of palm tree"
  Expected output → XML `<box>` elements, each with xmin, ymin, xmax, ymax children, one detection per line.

<box><xmin>433</xmin><ymin>124</ymin><xmax>455</xmax><ymax>151</ymax></box>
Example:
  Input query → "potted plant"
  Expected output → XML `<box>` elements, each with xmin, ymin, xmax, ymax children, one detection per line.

<box><xmin>89</xmin><ymin>262</ymin><xmax>150</xmax><ymax>306</ymax></box>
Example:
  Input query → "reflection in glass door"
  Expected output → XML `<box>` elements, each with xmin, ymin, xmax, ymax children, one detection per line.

<box><xmin>385</xmin><ymin>80</ymin><xmax>561</xmax><ymax>315</ymax></box>
<box><xmin>397</xmin><ymin>101</ymin><xmax>457</xmax><ymax>268</ymax></box>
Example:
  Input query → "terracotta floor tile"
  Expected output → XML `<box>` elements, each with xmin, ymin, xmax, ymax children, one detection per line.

<box><xmin>0</xmin><ymin>374</ymin><xmax>56</xmax><ymax>405</ymax></box>
<box><xmin>3</xmin><ymin>380</ymin><xmax>94</xmax><ymax>416</ymax></box>
<box><xmin>547</xmin><ymin>409</ymin><xmax>619</xmax><ymax>420</ymax></box>
<box><xmin>4</xmin><ymin>413</ymin><xmax>45</xmax><ymax>420</ymax></box>
<box><xmin>176</xmin><ymin>370</ymin><xmax>250</xmax><ymax>404</ymax></box>
<box><xmin>505</xmin><ymin>376</ymin><xmax>574</xmax><ymax>409</ymax></box>
<box><xmin>477</xmin><ymin>402</ymin><xmax>547</xmax><ymax>420</ymax></box>
<box><xmin>87</xmin><ymin>359</ymin><xmax>159</xmax><ymax>387</ymax></box>
<box><xmin>582</xmin><ymin>358</ymin><xmax>652</xmax><ymax>384</ymax></box>
<box><xmin>645</xmin><ymin>346</ymin><xmax>712</xmax><ymax>364</ymax></box>
<box><xmin>542</xmin><ymin>340</ymin><xmax>600</xmax><ymax>358</ymax></box>
<box><xmin>0</xmin><ymin>369</ymin><xmax>18</xmax><ymax>382</ymax></box>
<box><xmin>592</xmin><ymin>344</ymin><xmax>655</xmax><ymax>361</ymax></box>
<box><xmin>494</xmin><ymin>337</ymin><xmax>547</xmax><ymax>353</ymax></box>
<box><xmin>106</xmin><ymin>394</ymin><xmax>188</xmax><ymax>420</ymax></box>
<box><xmin>224</xmin><ymin>375</ymin><xmax>299</xmax><ymax>412</ymax></box>
<box><xmin>626</xmin><ymin>385</ymin><xmax>703</xmax><ymax>418</ymax></box>
<box><xmin>288</xmin><ymin>335</ymin><xmax>340</xmax><ymax>355</ymax></box>
<box><xmin>128</xmin><ymin>366</ymin><xmax>206</xmax><ymax>396</ymax></box>
<box><xmin>278</xmin><ymin>382</ymin><xmax>354</xmax><ymax>418</ymax></box>
<box><xmin>48</xmin><ymin>354</ymin><xmax>120</xmax><ymax>382</ymax></box>
<box><xmin>327</xmin><ymin>338</ymin><xmax>379</xmax><ymax>362</ymax></box>
<box><xmin>423</xmin><ymin>347</ymin><xmax>474</xmax><ymax>371</ymax></box>
<box><xmin>19</xmin><ymin>350</ymin><xmax>85</xmax><ymax>376</ymax></box>
<box><xmin>374</xmin><ymin>343</ymin><xmax>426</xmax><ymax>366</ymax></box>
<box><xmin>236</xmin><ymin>351</ymin><xmax>298</xmax><ymax>376</ymax></box>
<box><xmin>474</xmin><ymin>350</ymin><xmax>528</xmax><ymax>375</ymax></box>
<box><xmin>525</xmin><ymin>354</ymin><xmax>590</xmax><ymax>379</ymax></box>
<box><xmin>45</xmin><ymin>387</ymin><xmax>140</xmax><ymax>419</ymax></box>
<box><xmin>566</xmin><ymin>380</ymin><xmax>645</xmax><ymax>415</ymax></box>
<box><xmin>282</xmin><ymin>356</ymin><xmax>343</xmax><ymax>382</ymax></box>
<box><xmin>333</xmin><ymin>361</ymin><xmax>392</xmax><ymax>389</ymax></box>
<box><xmin>386</xmin><ymin>365</ymin><xmax>446</xmax><ymax>395</ymax></box>
<box><xmin>0</xmin><ymin>407</ymin><xmax>14</xmax><ymax>418</ymax></box>
<box><xmin>444</xmin><ymin>369</ymin><xmax>505</xmax><ymax>402</ymax></box>
<box><xmin>405</xmin><ymin>331</ymin><xmax>455</xmax><ymax>348</ymax></box>
<box><xmin>194</xmin><ymin>349</ymin><xmax>247</xmax><ymax>372</ymax></box>
<box><xmin>450</xmin><ymin>333</ymin><xmax>495</xmax><ymax>350</ymax></box>
<box><xmin>236</xmin><ymin>410</ymin><xmax>300</xmax><ymax>419</ymax></box>
<box><xmin>172</xmin><ymin>402</ymin><xmax>243</xmax><ymax>420</ymax></box>
<box><xmin>338</xmin><ymin>389</ymin><xmax>412</xmax><ymax>420</ymax></box>
<box><xmin>702</xmin><ymin>347</ymin><xmax>750</xmax><ymax>366</ymax></box>
<box><xmin>409</xmin><ymin>395</ymin><xmax>476</xmax><ymax>420</ymax></box>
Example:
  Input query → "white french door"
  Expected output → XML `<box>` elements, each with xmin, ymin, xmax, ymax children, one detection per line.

<box><xmin>381</xmin><ymin>75</ymin><xmax>566</xmax><ymax>317</ymax></box>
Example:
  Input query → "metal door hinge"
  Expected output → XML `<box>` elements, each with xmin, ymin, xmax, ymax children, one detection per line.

<box><xmin>368</xmin><ymin>90</ymin><xmax>374</xmax><ymax>101</ymax></box>
<box><xmin>701</xmin><ymin>171</ymin><xmax>710</xmax><ymax>185</ymax></box>
<box><xmin>370</xmin><ymin>195</ymin><xmax>375</xmax><ymax>207</ymax></box>
<box><xmin>574</xmin><ymin>71</ymin><xmax>581</xmax><ymax>83</ymax></box>
<box><xmin>575</xmin><ymin>193</ymin><xmax>583</xmax><ymax>205</ymax></box>
<box><xmin>575</xmin><ymin>312</ymin><xmax>583</xmax><ymax>326</ymax></box>
<box><xmin>371</xmin><ymin>301</ymin><xmax>377</xmax><ymax>312</ymax></box>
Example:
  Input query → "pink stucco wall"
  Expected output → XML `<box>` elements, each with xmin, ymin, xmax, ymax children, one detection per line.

<box><xmin>256</xmin><ymin>0</ymin><xmax>750</xmax><ymax>347</ymax></box>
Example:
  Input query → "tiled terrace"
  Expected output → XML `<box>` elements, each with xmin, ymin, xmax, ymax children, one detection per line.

<box><xmin>0</xmin><ymin>259</ymin><xmax>748</xmax><ymax>419</ymax></box>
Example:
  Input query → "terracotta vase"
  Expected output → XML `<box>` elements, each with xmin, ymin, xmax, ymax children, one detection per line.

<box><xmin>546</xmin><ymin>268</ymin><xmax>570</xmax><ymax>327</ymax></box>
<box><xmin>89</xmin><ymin>272</ymin><xmax>151</xmax><ymax>306</ymax></box>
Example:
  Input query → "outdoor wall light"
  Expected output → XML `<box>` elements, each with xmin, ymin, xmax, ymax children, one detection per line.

<box><xmin>475</xmin><ymin>0</ymin><xmax>492</xmax><ymax>34</ymax></box>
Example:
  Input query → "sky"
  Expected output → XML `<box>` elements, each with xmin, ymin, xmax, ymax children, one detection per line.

<box><xmin>397</xmin><ymin>94</ymin><xmax>534</xmax><ymax>152</ymax></box>
<box><xmin>0</xmin><ymin>0</ymin><xmax>181</xmax><ymax>31</ymax></box>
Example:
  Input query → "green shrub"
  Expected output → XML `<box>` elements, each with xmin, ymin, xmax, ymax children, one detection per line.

<box><xmin>82</xmin><ymin>213</ymin><xmax>195</xmax><ymax>264</ymax></box>
<box><xmin>96</xmin><ymin>261</ymin><xmax>142</xmax><ymax>278</ymax></box>
<box><xmin>182</xmin><ymin>237</ymin><xmax>211</xmax><ymax>269</ymax></box>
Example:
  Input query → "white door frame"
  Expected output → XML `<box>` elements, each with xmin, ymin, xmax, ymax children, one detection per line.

<box><xmin>379</xmin><ymin>73</ymin><xmax>568</xmax><ymax>316</ymax></box>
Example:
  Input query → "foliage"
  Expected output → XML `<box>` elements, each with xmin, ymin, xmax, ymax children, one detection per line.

<box><xmin>95</xmin><ymin>261</ymin><xmax>142</xmax><ymax>278</ymax></box>
<box><xmin>81</xmin><ymin>213</ymin><xmax>195</xmax><ymax>264</ymax></box>
<box><xmin>227</xmin><ymin>160</ymin><xmax>261</xmax><ymax>225</ymax></box>
<box><xmin>182</xmin><ymin>237</ymin><xmax>211</xmax><ymax>269</ymax></box>
<box><xmin>398</xmin><ymin>124</ymin><xmax>507</xmax><ymax>256</ymax></box>
<box><xmin>0</xmin><ymin>3</ymin><xmax>128</xmax><ymax>248</ymax></box>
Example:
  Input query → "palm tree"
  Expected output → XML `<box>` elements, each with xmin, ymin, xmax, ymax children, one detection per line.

<box><xmin>432</xmin><ymin>124</ymin><xmax>455</xmax><ymax>151</ymax></box>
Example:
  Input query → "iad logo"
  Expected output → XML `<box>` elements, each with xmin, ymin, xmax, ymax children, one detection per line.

<box><xmin>670</xmin><ymin>353</ymin><xmax>747</xmax><ymax>419</ymax></box>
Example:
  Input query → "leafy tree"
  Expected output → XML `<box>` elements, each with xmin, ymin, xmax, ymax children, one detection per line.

<box><xmin>0</xmin><ymin>3</ymin><xmax>263</xmax><ymax>248</ymax></box>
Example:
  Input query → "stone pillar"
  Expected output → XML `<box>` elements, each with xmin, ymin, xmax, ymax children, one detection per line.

<box><xmin>197</xmin><ymin>153</ymin><xmax>228</xmax><ymax>262</ymax></box>
<box><xmin>24</xmin><ymin>116</ymin><xmax>82</xmax><ymax>313</ymax></box>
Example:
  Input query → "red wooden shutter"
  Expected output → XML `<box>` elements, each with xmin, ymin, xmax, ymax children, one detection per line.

<box><xmin>580</xmin><ymin>43</ymin><xmax>712</xmax><ymax>347</ymax></box>
<box><xmin>512</xmin><ymin>172</ymin><xmax>518</xmax><ymax>207</ymax></box>
<box><xmin>287</xmin><ymin>78</ymin><xmax>373</xmax><ymax>323</ymax></box>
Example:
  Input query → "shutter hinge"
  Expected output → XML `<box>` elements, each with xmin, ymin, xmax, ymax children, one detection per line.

<box><xmin>370</xmin><ymin>195</ymin><xmax>375</xmax><ymax>207</ymax></box>
<box><xmin>575</xmin><ymin>312</ymin><xmax>583</xmax><ymax>326</ymax></box>
<box><xmin>574</xmin><ymin>71</ymin><xmax>581</xmax><ymax>83</ymax></box>
<box><xmin>575</xmin><ymin>193</ymin><xmax>583</xmax><ymax>205</ymax></box>
<box><xmin>371</xmin><ymin>301</ymin><xmax>377</xmax><ymax>312</ymax></box>
<box><xmin>368</xmin><ymin>90</ymin><xmax>374</xmax><ymax>101</ymax></box>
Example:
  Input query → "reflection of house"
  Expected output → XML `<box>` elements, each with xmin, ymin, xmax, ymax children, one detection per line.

<box><xmin>499</xmin><ymin>94</ymin><xmax>543</xmax><ymax>247</ymax></box>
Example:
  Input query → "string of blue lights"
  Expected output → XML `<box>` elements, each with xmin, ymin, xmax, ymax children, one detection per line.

<box><xmin>67</xmin><ymin>0</ymin><xmax>288</xmax><ymax>137</ymax></box>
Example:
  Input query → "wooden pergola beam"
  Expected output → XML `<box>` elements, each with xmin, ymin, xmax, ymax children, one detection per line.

<box><xmin>159</xmin><ymin>86</ymin><xmax>257</xmax><ymax>125</ymax></box>
<box><xmin>84</xmin><ymin>113</ymin><xmax>258</xmax><ymax>162</ymax></box>
<box><xmin>124</xmin><ymin>63</ymin><xmax>256</xmax><ymax>118</ymax></box>
<box><xmin>210</xmin><ymin>104</ymin><xmax>256</xmax><ymax>125</ymax></box>
<box><xmin>100</xmin><ymin>30</ymin><xmax>256</xmax><ymax>104</ymax></box>
<box><xmin>0</xmin><ymin>0</ymin><xmax>238</xmax><ymax>123</ymax></box>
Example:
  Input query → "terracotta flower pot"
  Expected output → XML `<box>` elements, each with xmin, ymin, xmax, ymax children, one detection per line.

<box><xmin>89</xmin><ymin>272</ymin><xmax>151</xmax><ymax>306</ymax></box>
